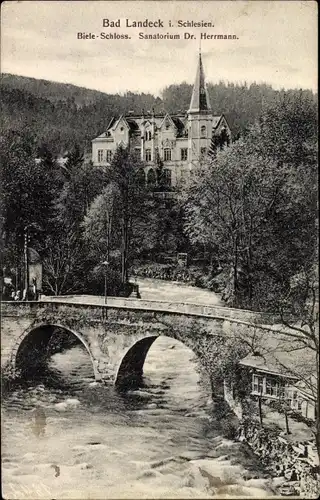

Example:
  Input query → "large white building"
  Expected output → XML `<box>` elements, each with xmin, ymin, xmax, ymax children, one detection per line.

<box><xmin>92</xmin><ymin>53</ymin><xmax>231</xmax><ymax>187</ymax></box>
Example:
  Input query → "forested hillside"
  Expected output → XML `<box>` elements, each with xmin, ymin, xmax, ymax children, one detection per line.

<box><xmin>1</xmin><ymin>74</ymin><xmax>107</xmax><ymax>105</ymax></box>
<box><xmin>0</xmin><ymin>74</ymin><xmax>162</xmax><ymax>155</ymax></box>
<box><xmin>1</xmin><ymin>73</ymin><xmax>317</xmax><ymax>156</ymax></box>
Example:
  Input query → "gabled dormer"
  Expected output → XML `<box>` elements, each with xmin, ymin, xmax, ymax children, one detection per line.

<box><xmin>212</xmin><ymin>114</ymin><xmax>232</xmax><ymax>140</ymax></box>
<box><xmin>112</xmin><ymin>115</ymin><xmax>130</xmax><ymax>133</ymax></box>
<box><xmin>111</xmin><ymin>115</ymin><xmax>130</xmax><ymax>146</ymax></box>
<box><xmin>159</xmin><ymin>113</ymin><xmax>177</xmax><ymax>134</ymax></box>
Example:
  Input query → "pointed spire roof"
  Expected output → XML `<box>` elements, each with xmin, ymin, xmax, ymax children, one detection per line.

<box><xmin>188</xmin><ymin>52</ymin><xmax>211</xmax><ymax>114</ymax></box>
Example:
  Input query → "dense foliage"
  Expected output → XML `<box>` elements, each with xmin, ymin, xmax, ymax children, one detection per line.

<box><xmin>184</xmin><ymin>90</ymin><xmax>318</xmax><ymax>312</ymax></box>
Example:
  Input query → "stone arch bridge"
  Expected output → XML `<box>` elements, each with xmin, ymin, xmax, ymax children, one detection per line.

<box><xmin>1</xmin><ymin>298</ymin><xmax>280</xmax><ymax>390</ymax></box>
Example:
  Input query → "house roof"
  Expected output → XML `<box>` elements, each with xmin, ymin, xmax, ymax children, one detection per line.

<box><xmin>125</xmin><ymin>118</ymin><xmax>140</xmax><ymax>132</ymax></box>
<box><xmin>239</xmin><ymin>330</ymin><xmax>317</xmax><ymax>386</ymax></box>
<box><xmin>97</xmin><ymin>113</ymin><xmax>228</xmax><ymax>139</ymax></box>
<box><xmin>92</xmin><ymin>132</ymin><xmax>111</xmax><ymax>141</ymax></box>
<box><xmin>171</xmin><ymin>116</ymin><xmax>186</xmax><ymax>136</ymax></box>
<box><xmin>240</xmin><ymin>353</ymin><xmax>298</xmax><ymax>379</ymax></box>
<box><xmin>106</xmin><ymin>116</ymin><xmax>117</xmax><ymax>129</ymax></box>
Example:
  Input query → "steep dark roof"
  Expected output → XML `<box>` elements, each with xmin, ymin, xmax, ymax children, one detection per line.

<box><xmin>106</xmin><ymin>117</ymin><xmax>117</xmax><ymax>130</ymax></box>
<box><xmin>171</xmin><ymin>116</ymin><xmax>186</xmax><ymax>136</ymax></box>
<box><xmin>125</xmin><ymin>118</ymin><xmax>140</xmax><ymax>131</ymax></box>
<box><xmin>188</xmin><ymin>53</ymin><xmax>211</xmax><ymax>113</ymax></box>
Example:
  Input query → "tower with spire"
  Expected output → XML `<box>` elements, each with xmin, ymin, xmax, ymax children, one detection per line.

<box><xmin>187</xmin><ymin>51</ymin><xmax>214</xmax><ymax>168</ymax></box>
<box><xmin>91</xmin><ymin>52</ymin><xmax>231</xmax><ymax>187</ymax></box>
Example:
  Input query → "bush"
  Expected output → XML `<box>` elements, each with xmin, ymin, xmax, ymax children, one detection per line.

<box><xmin>85</xmin><ymin>264</ymin><xmax>122</xmax><ymax>296</ymax></box>
<box><xmin>132</xmin><ymin>261</ymin><xmax>219</xmax><ymax>289</ymax></box>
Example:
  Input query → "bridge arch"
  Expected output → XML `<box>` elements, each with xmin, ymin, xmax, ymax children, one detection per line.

<box><xmin>115</xmin><ymin>334</ymin><xmax>208</xmax><ymax>391</ymax></box>
<box><xmin>115</xmin><ymin>335</ymin><xmax>158</xmax><ymax>388</ymax></box>
<box><xmin>11</xmin><ymin>323</ymin><xmax>99</xmax><ymax>380</ymax></box>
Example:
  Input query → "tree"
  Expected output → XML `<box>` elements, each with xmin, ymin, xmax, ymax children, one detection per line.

<box><xmin>132</xmin><ymin>194</ymin><xmax>189</xmax><ymax>262</ymax></box>
<box><xmin>155</xmin><ymin>152</ymin><xmax>166</xmax><ymax>191</ymax></box>
<box><xmin>185</xmin><ymin>139</ymin><xmax>283</xmax><ymax>308</ymax></box>
<box><xmin>40</xmin><ymin>146</ymin><xmax>107</xmax><ymax>295</ymax></box>
<box><xmin>103</xmin><ymin>145</ymin><xmax>149</xmax><ymax>285</ymax></box>
<box><xmin>185</xmin><ymin>90</ymin><xmax>317</xmax><ymax>311</ymax></box>
<box><xmin>82</xmin><ymin>182</ymin><xmax>123</xmax><ymax>295</ymax></box>
<box><xmin>42</xmin><ymin>229</ymin><xmax>84</xmax><ymax>295</ymax></box>
<box><xmin>54</xmin><ymin>146</ymin><xmax>87</xmax><ymax>230</ymax></box>
<box><xmin>83</xmin><ymin>183</ymin><xmax>119</xmax><ymax>263</ymax></box>
<box><xmin>0</xmin><ymin>130</ymin><xmax>58</xmax><ymax>289</ymax></box>
<box><xmin>208</xmin><ymin>128</ymin><xmax>230</xmax><ymax>158</ymax></box>
<box><xmin>272</xmin><ymin>264</ymin><xmax>319</xmax><ymax>454</ymax></box>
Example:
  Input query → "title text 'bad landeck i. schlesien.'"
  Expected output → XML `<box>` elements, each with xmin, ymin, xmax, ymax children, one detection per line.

<box><xmin>102</xmin><ymin>18</ymin><xmax>215</xmax><ymax>28</ymax></box>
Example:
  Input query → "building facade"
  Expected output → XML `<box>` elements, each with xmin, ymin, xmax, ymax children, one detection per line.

<box><xmin>223</xmin><ymin>351</ymin><xmax>317</xmax><ymax>424</ymax></box>
<box><xmin>239</xmin><ymin>353</ymin><xmax>317</xmax><ymax>421</ymax></box>
<box><xmin>92</xmin><ymin>53</ymin><xmax>231</xmax><ymax>187</ymax></box>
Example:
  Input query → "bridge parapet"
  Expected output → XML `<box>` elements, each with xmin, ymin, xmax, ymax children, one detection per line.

<box><xmin>38</xmin><ymin>295</ymin><xmax>281</xmax><ymax>325</ymax></box>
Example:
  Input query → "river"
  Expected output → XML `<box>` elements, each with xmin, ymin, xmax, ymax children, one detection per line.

<box><xmin>2</xmin><ymin>281</ymin><xmax>281</xmax><ymax>499</ymax></box>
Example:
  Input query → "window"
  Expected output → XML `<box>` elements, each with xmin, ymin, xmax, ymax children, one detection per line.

<box><xmin>97</xmin><ymin>149</ymin><xmax>104</xmax><ymax>162</ymax></box>
<box><xmin>164</xmin><ymin>148</ymin><xmax>172</xmax><ymax>161</ymax></box>
<box><xmin>163</xmin><ymin>168</ymin><xmax>172</xmax><ymax>187</ymax></box>
<box><xmin>252</xmin><ymin>375</ymin><xmax>264</xmax><ymax>394</ymax></box>
<box><xmin>201</xmin><ymin>125</ymin><xmax>207</xmax><ymax>138</ymax></box>
<box><xmin>266</xmin><ymin>377</ymin><xmax>279</xmax><ymax>397</ymax></box>
<box><xmin>145</xmin><ymin>131</ymin><xmax>152</xmax><ymax>141</ymax></box>
<box><xmin>181</xmin><ymin>148</ymin><xmax>188</xmax><ymax>161</ymax></box>
<box><xmin>286</xmin><ymin>389</ymin><xmax>300</xmax><ymax>409</ymax></box>
<box><xmin>201</xmin><ymin>147</ymin><xmax>207</xmax><ymax>158</ymax></box>
<box><xmin>147</xmin><ymin>168</ymin><xmax>156</xmax><ymax>186</ymax></box>
<box><xmin>137</xmin><ymin>168</ymin><xmax>146</xmax><ymax>186</ymax></box>
<box><xmin>252</xmin><ymin>374</ymin><xmax>284</xmax><ymax>398</ymax></box>
<box><xmin>134</xmin><ymin>148</ymin><xmax>141</xmax><ymax>159</ymax></box>
<box><xmin>145</xmin><ymin>149</ymin><xmax>152</xmax><ymax>162</ymax></box>
<box><xmin>106</xmin><ymin>150</ymin><xmax>113</xmax><ymax>163</ymax></box>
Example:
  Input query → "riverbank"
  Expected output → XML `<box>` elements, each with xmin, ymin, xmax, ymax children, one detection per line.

<box><xmin>236</xmin><ymin>421</ymin><xmax>320</xmax><ymax>497</ymax></box>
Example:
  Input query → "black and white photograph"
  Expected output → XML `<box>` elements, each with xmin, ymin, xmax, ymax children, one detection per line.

<box><xmin>1</xmin><ymin>0</ymin><xmax>318</xmax><ymax>498</ymax></box>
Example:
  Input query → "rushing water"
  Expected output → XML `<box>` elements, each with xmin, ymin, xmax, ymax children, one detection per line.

<box><xmin>2</xmin><ymin>332</ymin><xmax>280</xmax><ymax>499</ymax></box>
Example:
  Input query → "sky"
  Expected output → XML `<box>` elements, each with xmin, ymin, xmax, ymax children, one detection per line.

<box><xmin>1</xmin><ymin>0</ymin><xmax>318</xmax><ymax>95</ymax></box>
